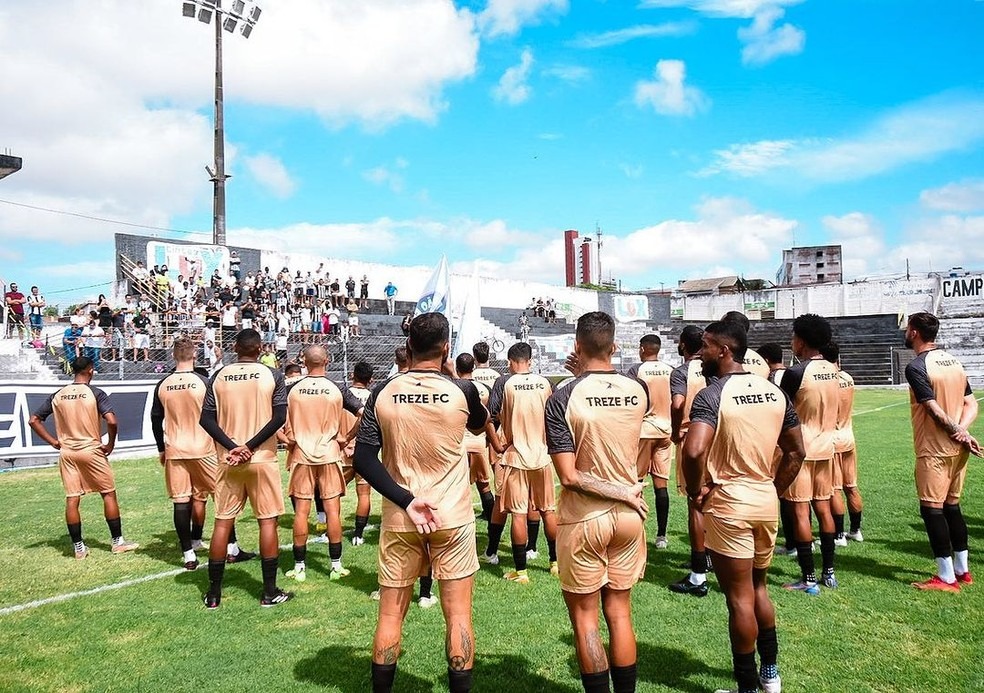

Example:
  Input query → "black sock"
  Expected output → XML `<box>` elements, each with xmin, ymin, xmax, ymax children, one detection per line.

<box><xmin>611</xmin><ymin>663</ymin><xmax>637</xmax><ymax>693</ymax></box>
<box><xmin>354</xmin><ymin>514</ymin><xmax>369</xmax><ymax>539</ymax></box>
<box><xmin>329</xmin><ymin>542</ymin><xmax>343</xmax><ymax>562</ymax></box>
<box><xmin>920</xmin><ymin>505</ymin><xmax>952</xmax><ymax>558</ymax></box>
<box><xmin>173</xmin><ymin>502</ymin><xmax>193</xmax><ymax>552</ymax></box>
<box><xmin>290</xmin><ymin>495</ymin><xmax>298</xmax><ymax>513</ymax></box>
<box><xmin>419</xmin><ymin>575</ymin><xmax>433</xmax><ymax>599</ymax></box>
<box><xmin>580</xmin><ymin>670</ymin><xmax>610</xmax><ymax>693</ymax></box>
<box><xmin>261</xmin><ymin>557</ymin><xmax>279</xmax><ymax>596</ymax></box>
<box><xmin>371</xmin><ymin>662</ymin><xmax>397</xmax><ymax>693</ymax></box>
<box><xmin>293</xmin><ymin>544</ymin><xmax>307</xmax><ymax>563</ymax></box>
<box><xmin>820</xmin><ymin>532</ymin><xmax>836</xmax><ymax>574</ymax></box>
<box><xmin>779</xmin><ymin>499</ymin><xmax>796</xmax><ymax>550</ymax></box>
<box><xmin>848</xmin><ymin>510</ymin><xmax>862</xmax><ymax>534</ymax></box>
<box><xmin>512</xmin><ymin>543</ymin><xmax>528</xmax><ymax>571</ymax></box>
<box><xmin>486</xmin><ymin>522</ymin><xmax>505</xmax><ymax>556</ymax></box>
<box><xmin>448</xmin><ymin>668</ymin><xmax>473</xmax><ymax>693</ymax></box>
<box><xmin>229</xmin><ymin>525</ymin><xmax>237</xmax><ymax>544</ymax></box>
<box><xmin>67</xmin><ymin>522</ymin><xmax>83</xmax><ymax>544</ymax></box>
<box><xmin>732</xmin><ymin>650</ymin><xmax>758</xmax><ymax>693</ymax></box>
<box><xmin>797</xmin><ymin>541</ymin><xmax>816</xmax><ymax>583</ymax></box>
<box><xmin>757</xmin><ymin>626</ymin><xmax>778</xmax><ymax>679</ymax></box>
<box><xmin>479</xmin><ymin>490</ymin><xmax>494</xmax><ymax>519</ymax></box>
<box><xmin>207</xmin><ymin>559</ymin><xmax>226</xmax><ymax>596</ymax></box>
<box><xmin>833</xmin><ymin>513</ymin><xmax>845</xmax><ymax>536</ymax></box>
<box><xmin>943</xmin><ymin>503</ymin><xmax>969</xmax><ymax>552</ymax></box>
<box><xmin>314</xmin><ymin>490</ymin><xmax>324</xmax><ymax>515</ymax></box>
<box><xmin>691</xmin><ymin>550</ymin><xmax>706</xmax><ymax>575</ymax></box>
<box><xmin>106</xmin><ymin>516</ymin><xmax>122</xmax><ymax>541</ymax></box>
<box><xmin>191</xmin><ymin>522</ymin><xmax>204</xmax><ymax>542</ymax></box>
<box><xmin>527</xmin><ymin>520</ymin><xmax>541</xmax><ymax>551</ymax></box>
<box><xmin>655</xmin><ymin>487</ymin><xmax>670</xmax><ymax>536</ymax></box>
<box><xmin>548</xmin><ymin>539</ymin><xmax>557</xmax><ymax>563</ymax></box>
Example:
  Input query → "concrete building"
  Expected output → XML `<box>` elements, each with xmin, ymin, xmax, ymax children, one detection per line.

<box><xmin>0</xmin><ymin>152</ymin><xmax>23</xmax><ymax>181</ymax></box>
<box><xmin>777</xmin><ymin>245</ymin><xmax>843</xmax><ymax>286</ymax></box>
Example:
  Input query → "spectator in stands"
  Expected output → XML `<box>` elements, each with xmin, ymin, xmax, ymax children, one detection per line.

<box><xmin>70</xmin><ymin>307</ymin><xmax>87</xmax><ymax>329</ymax></box>
<box><xmin>205</xmin><ymin>338</ymin><xmax>223</xmax><ymax>375</ymax></box>
<box><xmin>81</xmin><ymin>318</ymin><xmax>104</xmax><ymax>372</ymax></box>
<box><xmin>360</xmin><ymin>275</ymin><xmax>370</xmax><ymax>309</ymax></box>
<box><xmin>4</xmin><ymin>282</ymin><xmax>27</xmax><ymax>340</ymax></box>
<box><xmin>327</xmin><ymin>304</ymin><xmax>340</xmax><ymax>339</ymax></box>
<box><xmin>62</xmin><ymin>323</ymin><xmax>82</xmax><ymax>367</ymax></box>
<box><xmin>345</xmin><ymin>275</ymin><xmax>356</xmax><ymax>300</ymax></box>
<box><xmin>330</xmin><ymin>276</ymin><xmax>341</xmax><ymax>309</ymax></box>
<box><xmin>110</xmin><ymin>308</ymin><xmax>127</xmax><ymax>361</ymax></box>
<box><xmin>348</xmin><ymin>309</ymin><xmax>360</xmax><ymax>338</ymax></box>
<box><xmin>241</xmin><ymin>301</ymin><xmax>256</xmax><ymax>330</ymax></box>
<box><xmin>132</xmin><ymin>260</ymin><xmax>150</xmax><ymax>285</ymax></box>
<box><xmin>210</xmin><ymin>269</ymin><xmax>223</xmax><ymax>294</ymax></box>
<box><xmin>294</xmin><ymin>270</ymin><xmax>306</xmax><ymax>299</ymax></box>
<box><xmin>345</xmin><ymin>296</ymin><xmax>359</xmax><ymax>315</ymax></box>
<box><xmin>277</xmin><ymin>306</ymin><xmax>291</xmax><ymax>336</ymax></box>
<box><xmin>27</xmin><ymin>286</ymin><xmax>45</xmax><ymax>340</ymax></box>
<box><xmin>401</xmin><ymin>311</ymin><xmax>412</xmax><ymax>337</ymax></box>
<box><xmin>221</xmin><ymin>302</ymin><xmax>238</xmax><ymax>342</ymax></box>
<box><xmin>262</xmin><ymin>311</ymin><xmax>277</xmax><ymax>345</ymax></box>
<box><xmin>154</xmin><ymin>268</ymin><xmax>170</xmax><ymax>311</ymax></box>
<box><xmin>132</xmin><ymin>309</ymin><xmax>151</xmax><ymax>362</ymax></box>
<box><xmin>229</xmin><ymin>250</ymin><xmax>241</xmax><ymax>281</ymax></box>
<box><xmin>276</xmin><ymin>328</ymin><xmax>289</xmax><ymax>363</ymax></box>
<box><xmin>259</xmin><ymin>343</ymin><xmax>278</xmax><ymax>369</ymax></box>
<box><xmin>384</xmin><ymin>281</ymin><xmax>398</xmax><ymax>315</ymax></box>
<box><xmin>519</xmin><ymin>312</ymin><xmax>530</xmax><ymax>342</ymax></box>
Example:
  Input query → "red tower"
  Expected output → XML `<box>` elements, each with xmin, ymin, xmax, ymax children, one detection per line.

<box><xmin>563</xmin><ymin>230</ymin><xmax>579</xmax><ymax>287</ymax></box>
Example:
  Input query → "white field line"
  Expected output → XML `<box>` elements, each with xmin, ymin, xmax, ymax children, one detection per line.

<box><xmin>854</xmin><ymin>394</ymin><xmax>984</xmax><ymax>417</ymax></box>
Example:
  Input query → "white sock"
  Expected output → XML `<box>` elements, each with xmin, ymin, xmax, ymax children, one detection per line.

<box><xmin>227</xmin><ymin>542</ymin><xmax>240</xmax><ymax>556</ymax></box>
<box><xmin>183</xmin><ymin>549</ymin><xmax>197</xmax><ymax>563</ymax></box>
<box><xmin>113</xmin><ymin>536</ymin><xmax>125</xmax><ymax>545</ymax></box>
<box><xmin>936</xmin><ymin>556</ymin><xmax>956</xmax><ymax>583</ymax></box>
<box><xmin>954</xmin><ymin>550</ymin><xmax>969</xmax><ymax>575</ymax></box>
<box><xmin>317</xmin><ymin>512</ymin><xmax>326</xmax><ymax>524</ymax></box>
<box><xmin>332</xmin><ymin>559</ymin><xmax>342</xmax><ymax>571</ymax></box>
<box><xmin>294</xmin><ymin>561</ymin><xmax>305</xmax><ymax>572</ymax></box>
<box><xmin>689</xmin><ymin>572</ymin><xmax>707</xmax><ymax>585</ymax></box>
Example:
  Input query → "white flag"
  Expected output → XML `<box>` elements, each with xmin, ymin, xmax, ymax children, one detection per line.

<box><xmin>414</xmin><ymin>256</ymin><xmax>450</xmax><ymax>318</ymax></box>
<box><xmin>453</xmin><ymin>267</ymin><xmax>483</xmax><ymax>358</ymax></box>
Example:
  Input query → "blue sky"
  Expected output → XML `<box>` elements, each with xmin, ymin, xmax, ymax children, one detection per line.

<box><xmin>1</xmin><ymin>0</ymin><xmax>982</xmax><ymax>306</ymax></box>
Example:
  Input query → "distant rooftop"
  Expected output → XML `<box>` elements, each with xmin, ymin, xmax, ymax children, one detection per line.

<box><xmin>0</xmin><ymin>152</ymin><xmax>23</xmax><ymax>180</ymax></box>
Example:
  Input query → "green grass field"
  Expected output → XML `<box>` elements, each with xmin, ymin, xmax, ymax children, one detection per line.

<box><xmin>0</xmin><ymin>389</ymin><xmax>982</xmax><ymax>693</ymax></box>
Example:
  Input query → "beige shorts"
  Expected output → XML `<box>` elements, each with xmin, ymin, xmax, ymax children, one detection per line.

<box><xmin>637</xmin><ymin>438</ymin><xmax>672</xmax><ymax>480</ymax></box>
<box><xmin>498</xmin><ymin>465</ymin><xmax>556</xmax><ymax>514</ymax></box>
<box><xmin>557</xmin><ymin>507</ymin><xmax>646</xmax><ymax>594</ymax></box>
<box><xmin>377</xmin><ymin>523</ymin><xmax>479</xmax><ymax>588</ymax></box>
<box><xmin>288</xmin><ymin>463</ymin><xmax>345</xmax><ymax>501</ymax></box>
<box><xmin>468</xmin><ymin>449</ymin><xmax>492</xmax><ymax>485</ymax></box>
<box><xmin>214</xmin><ymin>462</ymin><xmax>285</xmax><ymax>520</ymax></box>
<box><xmin>59</xmin><ymin>448</ymin><xmax>115</xmax><ymax>497</ymax></box>
<box><xmin>342</xmin><ymin>460</ymin><xmax>369</xmax><ymax>487</ymax></box>
<box><xmin>165</xmin><ymin>456</ymin><xmax>217</xmax><ymax>502</ymax></box>
<box><xmin>832</xmin><ymin>449</ymin><xmax>858</xmax><ymax>490</ymax></box>
<box><xmin>705</xmin><ymin>512</ymin><xmax>778</xmax><ymax>570</ymax></box>
<box><xmin>916</xmin><ymin>452</ymin><xmax>969</xmax><ymax>504</ymax></box>
<box><xmin>782</xmin><ymin>459</ymin><xmax>833</xmax><ymax>502</ymax></box>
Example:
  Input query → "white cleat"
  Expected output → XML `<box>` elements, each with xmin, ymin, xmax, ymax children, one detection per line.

<box><xmin>846</xmin><ymin>530</ymin><xmax>864</xmax><ymax>542</ymax></box>
<box><xmin>418</xmin><ymin>595</ymin><xmax>438</xmax><ymax>609</ymax></box>
<box><xmin>834</xmin><ymin>534</ymin><xmax>848</xmax><ymax>547</ymax></box>
<box><xmin>760</xmin><ymin>675</ymin><xmax>782</xmax><ymax>693</ymax></box>
<box><xmin>655</xmin><ymin>536</ymin><xmax>668</xmax><ymax>550</ymax></box>
<box><xmin>480</xmin><ymin>553</ymin><xmax>499</xmax><ymax>565</ymax></box>
<box><xmin>526</xmin><ymin>549</ymin><xmax>539</xmax><ymax>561</ymax></box>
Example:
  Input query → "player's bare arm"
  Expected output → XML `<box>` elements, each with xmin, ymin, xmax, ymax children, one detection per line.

<box><xmin>775</xmin><ymin>425</ymin><xmax>807</xmax><ymax>496</ymax></box>
<box><xmin>28</xmin><ymin>415</ymin><xmax>61</xmax><ymax>449</ymax></box>
<box><xmin>681</xmin><ymin>420</ymin><xmax>713</xmax><ymax>499</ymax></box>
<box><xmin>670</xmin><ymin>394</ymin><xmax>685</xmax><ymax>444</ymax></box>
<box><xmin>100</xmin><ymin>411</ymin><xmax>118</xmax><ymax>456</ymax></box>
<box><xmin>551</xmin><ymin>451</ymin><xmax>647</xmax><ymax>519</ymax></box>
<box><xmin>921</xmin><ymin>398</ymin><xmax>974</xmax><ymax>446</ymax></box>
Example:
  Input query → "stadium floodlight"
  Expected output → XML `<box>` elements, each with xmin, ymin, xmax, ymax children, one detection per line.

<box><xmin>179</xmin><ymin>0</ymin><xmax>261</xmax><ymax>247</ymax></box>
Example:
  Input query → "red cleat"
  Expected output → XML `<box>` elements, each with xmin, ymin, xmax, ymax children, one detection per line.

<box><xmin>912</xmin><ymin>575</ymin><xmax>960</xmax><ymax>593</ymax></box>
<box><xmin>955</xmin><ymin>571</ymin><xmax>973</xmax><ymax>585</ymax></box>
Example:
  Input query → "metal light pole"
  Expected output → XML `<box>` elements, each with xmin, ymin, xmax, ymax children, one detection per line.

<box><xmin>182</xmin><ymin>0</ymin><xmax>262</xmax><ymax>247</ymax></box>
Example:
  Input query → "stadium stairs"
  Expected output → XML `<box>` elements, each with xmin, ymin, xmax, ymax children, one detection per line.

<box><xmin>939</xmin><ymin>317</ymin><xmax>984</xmax><ymax>389</ymax></box>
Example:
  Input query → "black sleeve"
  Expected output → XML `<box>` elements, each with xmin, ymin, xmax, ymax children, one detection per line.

<box><xmin>150</xmin><ymin>380</ymin><xmax>166</xmax><ymax>452</ymax></box>
<box><xmin>91</xmin><ymin>387</ymin><xmax>113</xmax><ymax>418</ymax></box>
<box><xmin>904</xmin><ymin>357</ymin><xmax>935</xmax><ymax>403</ymax></box>
<box><xmin>487</xmin><ymin>374</ymin><xmax>509</xmax><ymax>425</ymax></box>
<box><xmin>200</xmin><ymin>408</ymin><xmax>238</xmax><ymax>451</ymax></box>
<box><xmin>342</xmin><ymin>386</ymin><xmax>365</xmax><ymax>415</ymax></box>
<box><xmin>779</xmin><ymin>362</ymin><xmax>806</xmax><ymax>402</ymax></box>
<box><xmin>688</xmin><ymin>385</ymin><xmax>721</xmax><ymax>429</ymax></box>
<box><xmin>545</xmin><ymin>377</ymin><xmax>579</xmax><ymax>454</ymax></box>
<box><xmin>352</xmin><ymin>442</ymin><xmax>414</xmax><ymax>509</ymax></box>
<box><xmin>670</xmin><ymin>365</ymin><xmax>688</xmax><ymax>398</ymax></box>
<box><xmin>966</xmin><ymin>379</ymin><xmax>973</xmax><ymax>397</ymax></box>
<box><xmin>32</xmin><ymin>393</ymin><xmax>55</xmax><ymax>422</ymax></box>
<box><xmin>625</xmin><ymin>364</ymin><xmax>640</xmax><ymax>379</ymax></box>
<box><xmin>356</xmin><ymin>383</ymin><xmax>385</xmax><ymax>447</ymax></box>
<box><xmin>782</xmin><ymin>395</ymin><xmax>800</xmax><ymax>430</ymax></box>
<box><xmin>458</xmin><ymin>380</ymin><xmax>490</xmax><ymax>432</ymax></box>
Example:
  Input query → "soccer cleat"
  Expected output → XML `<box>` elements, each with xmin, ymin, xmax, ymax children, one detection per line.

<box><xmin>369</xmin><ymin>590</ymin><xmax>381</xmax><ymax>601</ymax></box>
<box><xmin>329</xmin><ymin>566</ymin><xmax>350</xmax><ymax>581</ymax></box>
<box><xmin>668</xmin><ymin>576</ymin><xmax>709</xmax><ymax>597</ymax></box>
<box><xmin>760</xmin><ymin>676</ymin><xmax>782</xmax><ymax>693</ymax></box>
<box><xmin>184</xmin><ymin>559</ymin><xmax>200</xmax><ymax>571</ymax></box>
<box><xmin>351</xmin><ymin>536</ymin><xmax>365</xmax><ymax>547</ymax></box>
<box><xmin>503</xmin><ymin>570</ymin><xmax>530</xmax><ymax>584</ymax></box>
<box><xmin>260</xmin><ymin>589</ymin><xmax>294</xmax><ymax>607</ymax></box>
<box><xmin>364</xmin><ymin>523</ymin><xmax>377</xmax><ymax>533</ymax></box>
<box><xmin>191</xmin><ymin>540</ymin><xmax>209</xmax><ymax>551</ymax></box>
<box><xmin>111</xmin><ymin>539</ymin><xmax>139</xmax><ymax>554</ymax></box>
<box><xmin>311</xmin><ymin>533</ymin><xmax>329</xmax><ymax>544</ymax></box>
<box><xmin>226</xmin><ymin>549</ymin><xmax>256</xmax><ymax>563</ymax></box>
<box><xmin>203</xmin><ymin>592</ymin><xmax>221</xmax><ymax>609</ymax></box>
<box><xmin>846</xmin><ymin>530</ymin><xmax>864</xmax><ymax>543</ymax></box>
<box><xmin>911</xmin><ymin>576</ymin><xmax>960</xmax><ymax>593</ymax></box>
<box><xmin>526</xmin><ymin>549</ymin><xmax>539</xmax><ymax>561</ymax></box>
<box><xmin>783</xmin><ymin>581</ymin><xmax>820</xmax><ymax>596</ymax></box>
<box><xmin>956</xmin><ymin>572</ymin><xmax>973</xmax><ymax>585</ymax></box>
<box><xmin>549</xmin><ymin>561</ymin><xmax>559</xmax><ymax>577</ymax></box>
<box><xmin>480</xmin><ymin>552</ymin><xmax>499</xmax><ymax>566</ymax></box>
<box><xmin>74</xmin><ymin>544</ymin><xmax>89</xmax><ymax>560</ymax></box>
<box><xmin>822</xmin><ymin>572</ymin><xmax>839</xmax><ymax>589</ymax></box>
<box><xmin>418</xmin><ymin>595</ymin><xmax>439</xmax><ymax>609</ymax></box>
<box><xmin>286</xmin><ymin>567</ymin><xmax>307</xmax><ymax>582</ymax></box>
<box><xmin>315</xmin><ymin>522</ymin><xmax>328</xmax><ymax>535</ymax></box>
<box><xmin>655</xmin><ymin>536</ymin><xmax>669</xmax><ymax>549</ymax></box>
<box><xmin>834</xmin><ymin>534</ymin><xmax>848</xmax><ymax>547</ymax></box>
<box><xmin>773</xmin><ymin>546</ymin><xmax>798</xmax><ymax>559</ymax></box>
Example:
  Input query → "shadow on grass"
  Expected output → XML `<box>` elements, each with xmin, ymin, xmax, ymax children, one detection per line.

<box><xmin>294</xmin><ymin>645</ymin><xmax>435</xmax><ymax>692</ymax></box>
<box><xmin>173</xmin><ymin>559</ymin><xmax>265</xmax><ymax>600</ymax></box>
<box><xmin>472</xmin><ymin>653</ymin><xmax>580</xmax><ymax>693</ymax></box>
<box><xmin>637</xmin><ymin>641</ymin><xmax>732</xmax><ymax>693</ymax></box>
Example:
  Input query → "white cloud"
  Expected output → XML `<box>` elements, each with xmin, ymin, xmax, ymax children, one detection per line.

<box><xmin>737</xmin><ymin>7</ymin><xmax>805</xmax><ymax>65</ymax></box>
<box><xmin>919</xmin><ymin>180</ymin><xmax>984</xmax><ymax>213</ymax></box>
<box><xmin>638</xmin><ymin>0</ymin><xmax>804</xmax><ymax>19</ymax></box>
<box><xmin>538</xmin><ymin>133</ymin><xmax>564</xmax><ymax>140</ymax></box>
<box><xmin>493</xmin><ymin>49</ymin><xmax>535</xmax><ymax>105</ymax></box>
<box><xmin>244</xmin><ymin>154</ymin><xmax>296</xmax><ymax>199</ymax></box>
<box><xmin>634</xmin><ymin>59</ymin><xmax>709</xmax><ymax>116</ymax></box>
<box><xmin>362</xmin><ymin>160</ymin><xmax>409</xmax><ymax>194</ymax></box>
<box><xmin>478</xmin><ymin>0</ymin><xmax>569</xmax><ymax>38</ymax></box>
<box><xmin>570</xmin><ymin>22</ymin><xmax>697</xmax><ymax>48</ymax></box>
<box><xmin>620</xmin><ymin>163</ymin><xmax>645</xmax><ymax>179</ymax></box>
<box><xmin>701</xmin><ymin>93</ymin><xmax>984</xmax><ymax>182</ymax></box>
<box><xmin>541</xmin><ymin>64</ymin><xmax>591</xmax><ymax>84</ymax></box>
<box><xmin>821</xmin><ymin>212</ymin><xmax>885</xmax><ymax>279</ymax></box>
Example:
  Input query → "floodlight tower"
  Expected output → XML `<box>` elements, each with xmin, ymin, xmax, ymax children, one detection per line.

<box><xmin>181</xmin><ymin>0</ymin><xmax>262</xmax><ymax>247</ymax></box>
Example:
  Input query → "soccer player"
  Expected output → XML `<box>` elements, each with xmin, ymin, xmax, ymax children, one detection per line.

<box><xmin>669</xmin><ymin>325</ymin><xmax>711</xmax><ymax>597</ymax></box>
<box><xmin>779</xmin><ymin>314</ymin><xmax>841</xmax><ymax>594</ymax></box>
<box><xmin>354</xmin><ymin>312</ymin><xmax>488</xmax><ymax>693</ymax></box>
<box><xmin>29</xmin><ymin>356</ymin><xmax>139</xmax><ymax>559</ymax></box>
<box><xmin>682</xmin><ymin>321</ymin><xmax>805</xmax><ymax>693</ymax></box>
<box><xmin>485</xmin><ymin>342</ymin><xmax>555</xmax><ymax>581</ymax></box>
<box><xmin>721</xmin><ymin>311</ymin><xmax>769</xmax><ymax>379</ymax></box>
<box><xmin>546</xmin><ymin>312</ymin><xmax>648</xmax><ymax>693</ymax></box>
<box><xmin>626</xmin><ymin>334</ymin><xmax>673</xmax><ymax>549</ymax></box>
<box><xmin>820</xmin><ymin>342</ymin><xmax>864</xmax><ymax>545</ymax></box>
<box><xmin>455</xmin><ymin>353</ymin><xmax>497</xmax><ymax>522</ymax></box>
<box><xmin>471</xmin><ymin>341</ymin><xmax>501</xmax><ymax>390</ymax></box>
<box><xmin>344</xmin><ymin>360</ymin><xmax>375</xmax><ymax>546</ymax></box>
<box><xmin>199</xmin><ymin>329</ymin><xmax>291</xmax><ymax>608</ymax></box>
<box><xmin>758</xmin><ymin>341</ymin><xmax>796</xmax><ymax>556</ymax></box>
<box><xmin>151</xmin><ymin>337</ymin><xmax>222</xmax><ymax>570</ymax></box>
<box><xmin>282</xmin><ymin>345</ymin><xmax>364</xmax><ymax>583</ymax></box>
<box><xmin>758</xmin><ymin>343</ymin><xmax>786</xmax><ymax>387</ymax></box>
<box><xmin>904</xmin><ymin>312</ymin><xmax>981</xmax><ymax>591</ymax></box>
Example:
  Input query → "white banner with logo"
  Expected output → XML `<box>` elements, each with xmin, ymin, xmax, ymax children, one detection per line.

<box><xmin>612</xmin><ymin>295</ymin><xmax>650</xmax><ymax>323</ymax></box>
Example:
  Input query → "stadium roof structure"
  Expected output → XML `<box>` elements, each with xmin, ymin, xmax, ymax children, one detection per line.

<box><xmin>0</xmin><ymin>153</ymin><xmax>22</xmax><ymax>181</ymax></box>
<box><xmin>676</xmin><ymin>275</ymin><xmax>743</xmax><ymax>295</ymax></box>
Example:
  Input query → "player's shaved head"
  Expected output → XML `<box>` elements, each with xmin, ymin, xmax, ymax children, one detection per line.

<box><xmin>507</xmin><ymin>342</ymin><xmax>532</xmax><ymax>362</ymax></box>
<box><xmin>394</xmin><ymin>346</ymin><xmax>409</xmax><ymax>369</ymax></box>
<box><xmin>639</xmin><ymin>334</ymin><xmax>661</xmax><ymax>356</ymax></box>
<box><xmin>408</xmin><ymin>312</ymin><xmax>449</xmax><ymax>361</ymax></box>
<box><xmin>575</xmin><ymin>311</ymin><xmax>615</xmax><ymax>359</ymax></box>
<box><xmin>456</xmin><ymin>352</ymin><xmax>475</xmax><ymax>374</ymax></box>
<box><xmin>303</xmin><ymin>344</ymin><xmax>327</xmax><ymax>367</ymax></box>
